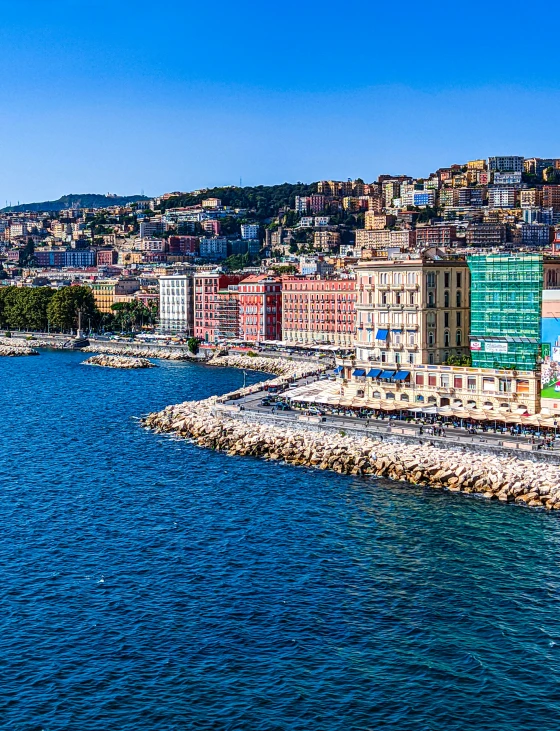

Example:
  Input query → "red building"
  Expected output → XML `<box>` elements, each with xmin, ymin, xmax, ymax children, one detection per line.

<box><xmin>238</xmin><ymin>275</ymin><xmax>282</xmax><ymax>343</ymax></box>
<box><xmin>194</xmin><ymin>272</ymin><xmax>244</xmax><ymax>342</ymax></box>
<box><xmin>282</xmin><ymin>277</ymin><xmax>356</xmax><ymax>348</ymax></box>
<box><xmin>168</xmin><ymin>236</ymin><xmax>199</xmax><ymax>255</ymax></box>
<box><xmin>96</xmin><ymin>249</ymin><xmax>118</xmax><ymax>266</ymax></box>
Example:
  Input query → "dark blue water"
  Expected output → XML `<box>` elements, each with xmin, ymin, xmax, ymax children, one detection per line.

<box><xmin>1</xmin><ymin>350</ymin><xmax>560</xmax><ymax>730</ymax></box>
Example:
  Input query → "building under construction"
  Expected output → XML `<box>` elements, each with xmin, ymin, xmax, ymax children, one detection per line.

<box><xmin>215</xmin><ymin>286</ymin><xmax>240</xmax><ymax>341</ymax></box>
<box><xmin>467</xmin><ymin>253</ymin><xmax>542</xmax><ymax>371</ymax></box>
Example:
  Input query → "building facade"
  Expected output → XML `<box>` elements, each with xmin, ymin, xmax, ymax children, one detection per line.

<box><xmin>238</xmin><ymin>275</ymin><xmax>282</xmax><ymax>342</ymax></box>
<box><xmin>193</xmin><ymin>272</ymin><xmax>244</xmax><ymax>342</ymax></box>
<box><xmin>158</xmin><ymin>273</ymin><xmax>195</xmax><ymax>334</ymax></box>
<box><xmin>354</xmin><ymin>255</ymin><xmax>471</xmax><ymax>369</ymax></box>
<box><xmin>281</xmin><ymin>278</ymin><xmax>356</xmax><ymax>348</ymax></box>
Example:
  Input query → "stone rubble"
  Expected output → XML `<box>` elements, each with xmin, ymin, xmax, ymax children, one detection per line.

<box><xmin>82</xmin><ymin>344</ymin><xmax>199</xmax><ymax>361</ymax></box>
<box><xmin>0</xmin><ymin>338</ymin><xmax>39</xmax><ymax>356</ymax></box>
<box><xmin>142</xmin><ymin>356</ymin><xmax>560</xmax><ymax>511</ymax></box>
<box><xmin>83</xmin><ymin>354</ymin><xmax>156</xmax><ymax>369</ymax></box>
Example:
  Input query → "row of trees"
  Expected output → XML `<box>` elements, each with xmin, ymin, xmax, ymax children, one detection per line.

<box><xmin>0</xmin><ymin>286</ymin><xmax>100</xmax><ymax>332</ymax></box>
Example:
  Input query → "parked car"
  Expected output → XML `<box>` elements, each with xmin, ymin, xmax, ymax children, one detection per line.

<box><xmin>276</xmin><ymin>403</ymin><xmax>292</xmax><ymax>411</ymax></box>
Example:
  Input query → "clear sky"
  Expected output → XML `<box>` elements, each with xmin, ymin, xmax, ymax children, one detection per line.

<box><xmin>2</xmin><ymin>0</ymin><xmax>560</xmax><ymax>203</ymax></box>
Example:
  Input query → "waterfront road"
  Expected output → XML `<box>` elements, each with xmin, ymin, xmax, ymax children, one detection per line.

<box><xmin>224</xmin><ymin>376</ymin><xmax>560</xmax><ymax>455</ymax></box>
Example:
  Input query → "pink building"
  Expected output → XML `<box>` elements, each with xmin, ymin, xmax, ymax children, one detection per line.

<box><xmin>96</xmin><ymin>249</ymin><xmax>118</xmax><ymax>266</ymax></box>
<box><xmin>282</xmin><ymin>277</ymin><xmax>356</xmax><ymax>348</ymax></box>
<box><xmin>201</xmin><ymin>220</ymin><xmax>221</xmax><ymax>236</ymax></box>
<box><xmin>238</xmin><ymin>275</ymin><xmax>282</xmax><ymax>343</ymax></box>
<box><xmin>194</xmin><ymin>272</ymin><xmax>244</xmax><ymax>342</ymax></box>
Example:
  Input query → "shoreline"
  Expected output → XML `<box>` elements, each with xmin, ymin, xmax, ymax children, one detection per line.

<box><xmin>142</xmin><ymin>355</ymin><xmax>560</xmax><ymax>511</ymax></box>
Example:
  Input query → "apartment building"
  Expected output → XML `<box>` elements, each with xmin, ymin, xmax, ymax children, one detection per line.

<box><xmin>488</xmin><ymin>156</ymin><xmax>524</xmax><ymax>173</ymax></box>
<box><xmin>240</xmin><ymin>224</ymin><xmax>260</xmax><ymax>240</ymax></box>
<box><xmin>238</xmin><ymin>275</ymin><xmax>282</xmax><ymax>342</ymax></box>
<box><xmin>199</xmin><ymin>236</ymin><xmax>228</xmax><ymax>260</ymax></box>
<box><xmin>313</xmin><ymin>230</ymin><xmax>340</xmax><ymax>250</ymax></box>
<box><xmin>282</xmin><ymin>278</ymin><xmax>356</xmax><ymax>348</ymax></box>
<box><xmin>158</xmin><ymin>273</ymin><xmax>195</xmax><ymax>333</ymax></box>
<box><xmin>520</xmin><ymin>189</ymin><xmax>543</xmax><ymax>208</ymax></box>
<box><xmin>193</xmin><ymin>272</ymin><xmax>244</xmax><ymax>342</ymax></box>
<box><xmin>542</xmin><ymin>186</ymin><xmax>560</xmax><ymax>211</ymax></box>
<box><xmin>465</xmin><ymin>223</ymin><xmax>506</xmax><ymax>247</ymax></box>
<box><xmin>488</xmin><ymin>187</ymin><xmax>518</xmax><ymax>209</ymax></box>
<box><xmin>355</xmin><ymin>229</ymin><xmax>415</xmax><ymax>253</ymax></box>
<box><xmin>354</xmin><ymin>254</ymin><xmax>470</xmax><ymax>370</ymax></box>
<box><xmin>365</xmin><ymin>212</ymin><xmax>396</xmax><ymax>230</ymax></box>
<box><xmin>91</xmin><ymin>277</ymin><xmax>140</xmax><ymax>313</ymax></box>
<box><xmin>415</xmin><ymin>225</ymin><xmax>458</xmax><ymax>247</ymax></box>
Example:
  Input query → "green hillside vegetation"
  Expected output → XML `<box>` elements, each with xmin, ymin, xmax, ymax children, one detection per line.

<box><xmin>159</xmin><ymin>183</ymin><xmax>318</xmax><ymax>219</ymax></box>
<box><xmin>3</xmin><ymin>193</ymin><xmax>149</xmax><ymax>213</ymax></box>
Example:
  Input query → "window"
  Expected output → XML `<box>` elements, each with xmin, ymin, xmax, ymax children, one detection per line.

<box><xmin>456</xmin><ymin>330</ymin><xmax>462</xmax><ymax>346</ymax></box>
<box><xmin>444</xmin><ymin>330</ymin><xmax>450</xmax><ymax>347</ymax></box>
<box><xmin>416</xmin><ymin>374</ymin><xmax>424</xmax><ymax>385</ymax></box>
<box><xmin>426</xmin><ymin>272</ymin><xmax>436</xmax><ymax>288</ymax></box>
<box><xmin>409</xmin><ymin>292</ymin><xmax>415</xmax><ymax>305</ymax></box>
<box><xmin>517</xmin><ymin>379</ymin><xmax>530</xmax><ymax>394</ymax></box>
<box><xmin>444</xmin><ymin>313</ymin><xmax>450</xmax><ymax>328</ymax></box>
<box><xmin>428</xmin><ymin>292</ymin><xmax>435</xmax><ymax>308</ymax></box>
<box><xmin>444</xmin><ymin>272</ymin><xmax>450</xmax><ymax>288</ymax></box>
<box><xmin>456</xmin><ymin>290</ymin><xmax>462</xmax><ymax>307</ymax></box>
<box><xmin>456</xmin><ymin>272</ymin><xmax>462</xmax><ymax>288</ymax></box>
<box><xmin>428</xmin><ymin>375</ymin><xmax>437</xmax><ymax>387</ymax></box>
<box><xmin>441</xmin><ymin>374</ymin><xmax>450</xmax><ymax>387</ymax></box>
<box><xmin>444</xmin><ymin>290</ymin><xmax>450</xmax><ymax>308</ymax></box>
<box><xmin>429</xmin><ymin>353</ymin><xmax>435</xmax><ymax>364</ymax></box>
<box><xmin>382</xmin><ymin>292</ymin><xmax>388</xmax><ymax>305</ymax></box>
<box><xmin>467</xmin><ymin>376</ymin><xmax>476</xmax><ymax>391</ymax></box>
<box><xmin>396</xmin><ymin>292</ymin><xmax>402</xmax><ymax>305</ymax></box>
<box><xmin>483</xmin><ymin>377</ymin><xmax>496</xmax><ymax>392</ymax></box>
<box><xmin>454</xmin><ymin>376</ymin><xmax>463</xmax><ymax>389</ymax></box>
<box><xmin>428</xmin><ymin>331</ymin><xmax>435</xmax><ymax>346</ymax></box>
<box><xmin>499</xmin><ymin>379</ymin><xmax>512</xmax><ymax>393</ymax></box>
<box><xmin>456</xmin><ymin>311</ymin><xmax>462</xmax><ymax>327</ymax></box>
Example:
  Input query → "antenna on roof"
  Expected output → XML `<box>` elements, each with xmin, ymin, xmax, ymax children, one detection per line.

<box><xmin>240</xmin><ymin>177</ymin><xmax>242</xmax><ymax>188</ymax></box>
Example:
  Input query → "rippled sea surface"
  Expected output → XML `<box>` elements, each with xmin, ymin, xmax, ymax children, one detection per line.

<box><xmin>1</xmin><ymin>350</ymin><xmax>560</xmax><ymax>730</ymax></box>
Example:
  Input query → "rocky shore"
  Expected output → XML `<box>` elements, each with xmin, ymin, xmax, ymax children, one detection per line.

<box><xmin>0</xmin><ymin>338</ymin><xmax>39</xmax><ymax>356</ymax></box>
<box><xmin>82</xmin><ymin>344</ymin><xmax>199</xmax><ymax>361</ymax></box>
<box><xmin>141</xmin><ymin>354</ymin><xmax>560</xmax><ymax>511</ymax></box>
<box><xmin>143</xmin><ymin>396</ymin><xmax>560</xmax><ymax>510</ymax></box>
<box><xmin>83</xmin><ymin>354</ymin><xmax>156</xmax><ymax>369</ymax></box>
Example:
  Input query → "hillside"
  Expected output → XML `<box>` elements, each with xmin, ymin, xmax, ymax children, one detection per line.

<box><xmin>2</xmin><ymin>193</ymin><xmax>150</xmax><ymax>213</ymax></box>
<box><xmin>159</xmin><ymin>183</ymin><xmax>318</xmax><ymax>218</ymax></box>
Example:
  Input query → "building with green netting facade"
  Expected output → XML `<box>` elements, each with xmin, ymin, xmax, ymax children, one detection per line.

<box><xmin>467</xmin><ymin>254</ymin><xmax>542</xmax><ymax>371</ymax></box>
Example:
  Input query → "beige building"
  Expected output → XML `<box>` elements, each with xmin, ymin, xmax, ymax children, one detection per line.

<box><xmin>313</xmin><ymin>230</ymin><xmax>341</xmax><ymax>251</ymax></box>
<box><xmin>364</xmin><ymin>212</ymin><xmax>396</xmax><ymax>230</ymax></box>
<box><xmin>355</xmin><ymin>229</ymin><xmax>415</xmax><ymax>254</ymax></box>
<box><xmin>337</xmin><ymin>360</ymin><xmax>539</xmax><ymax>413</ymax></box>
<box><xmin>354</xmin><ymin>254</ymin><xmax>470</xmax><ymax>369</ymax></box>
<box><xmin>91</xmin><ymin>277</ymin><xmax>140</xmax><ymax>313</ymax></box>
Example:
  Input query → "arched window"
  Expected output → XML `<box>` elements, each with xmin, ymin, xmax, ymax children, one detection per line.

<box><xmin>444</xmin><ymin>330</ymin><xmax>450</xmax><ymax>347</ymax></box>
<box><xmin>444</xmin><ymin>290</ymin><xmax>450</xmax><ymax>308</ymax></box>
<box><xmin>456</xmin><ymin>290</ymin><xmax>462</xmax><ymax>307</ymax></box>
<box><xmin>456</xmin><ymin>329</ymin><xmax>462</xmax><ymax>346</ymax></box>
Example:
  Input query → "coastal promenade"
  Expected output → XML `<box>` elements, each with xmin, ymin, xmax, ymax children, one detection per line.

<box><xmin>223</xmin><ymin>375</ymin><xmax>560</xmax><ymax>463</ymax></box>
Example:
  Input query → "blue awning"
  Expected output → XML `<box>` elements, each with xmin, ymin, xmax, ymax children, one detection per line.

<box><xmin>391</xmin><ymin>328</ymin><xmax>402</xmax><ymax>333</ymax></box>
<box><xmin>333</xmin><ymin>365</ymin><xmax>343</xmax><ymax>373</ymax></box>
<box><xmin>379</xmin><ymin>370</ymin><xmax>395</xmax><ymax>380</ymax></box>
<box><xmin>353</xmin><ymin>368</ymin><xmax>366</xmax><ymax>377</ymax></box>
<box><xmin>375</xmin><ymin>329</ymin><xmax>388</xmax><ymax>341</ymax></box>
<box><xmin>392</xmin><ymin>370</ymin><xmax>410</xmax><ymax>381</ymax></box>
<box><xmin>366</xmin><ymin>368</ymin><xmax>382</xmax><ymax>378</ymax></box>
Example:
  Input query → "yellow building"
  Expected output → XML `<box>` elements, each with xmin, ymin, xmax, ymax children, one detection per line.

<box><xmin>90</xmin><ymin>277</ymin><xmax>140</xmax><ymax>313</ymax></box>
<box><xmin>467</xmin><ymin>159</ymin><xmax>487</xmax><ymax>170</ymax></box>
<box><xmin>354</xmin><ymin>254</ymin><xmax>471</xmax><ymax>368</ymax></box>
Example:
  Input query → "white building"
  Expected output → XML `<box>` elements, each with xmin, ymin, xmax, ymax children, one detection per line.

<box><xmin>488</xmin><ymin>187</ymin><xmax>517</xmax><ymax>209</ymax></box>
<box><xmin>241</xmin><ymin>223</ymin><xmax>260</xmax><ymax>240</ymax></box>
<box><xmin>158</xmin><ymin>274</ymin><xmax>194</xmax><ymax>333</ymax></box>
<box><xmin>488</xmin><ymin>156</ymin><xmax>524</xmax><ymax>173</ymax></box>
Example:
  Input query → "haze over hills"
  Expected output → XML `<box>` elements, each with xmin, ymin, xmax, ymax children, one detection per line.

<box><xmin>2</xmin><ymin>193</ymin><xmax>150</xmax><ymax>213</ymax></box>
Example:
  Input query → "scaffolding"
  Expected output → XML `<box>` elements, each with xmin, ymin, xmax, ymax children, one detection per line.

<box><xmin>467</xmin><ymin>254</ymin><xmax>542</xmax><ymax>371</ymax></box>
<box><xmin>215</xmin><ymin>290</ymin><xmax>240</xmax><ymax>340</ymax></box>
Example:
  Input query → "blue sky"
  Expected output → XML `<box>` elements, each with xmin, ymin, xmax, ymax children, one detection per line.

<box><xmin>1</xmin><ymin>0</ymin><xmax>559</xmax><ymax>203</ymax></box>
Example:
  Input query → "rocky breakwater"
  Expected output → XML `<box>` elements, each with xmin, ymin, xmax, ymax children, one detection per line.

<box><xmin>207</xmin><ymin>354</ymin><xmax>328</xmax><ymax>400</ymax></box>
<box><xmin>0</xmin><ymin>338</ymin><xmax>39</xmax><ymax>356</ymax></box>
<box><xmin>82</xmin><ymin>343</ymin><xmax>199</xmax><ymax>361</ymax></box>
<box><xmin>83</xmin><ymin>354</ymin><xmax>156</xmax><ymax>369</ymax></box>
<box><xmin>143</xmin><ymin>397</ymin><xmax>560</xmax><ymax>511</ymax></box>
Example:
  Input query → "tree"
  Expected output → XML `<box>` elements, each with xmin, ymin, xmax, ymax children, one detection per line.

<box><xmin>47</xmin><ymin>286</ymin><xmax>99</xmax><ymax>332</ymax></box>
<box><xmin>19</xmin><ymin>238</ymin><xmax>35</xmax><ymax>266</ymax></box>
<box><xmin>187</xmin><ymin>337</ymin><xmax>200</xmax><ymax>354</ymax></box>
